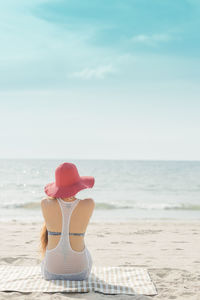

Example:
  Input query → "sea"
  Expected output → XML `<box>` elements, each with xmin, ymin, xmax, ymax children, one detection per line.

<box><xmin>0</xmin><ymin>159</ymin><xmax>200</xmax><ymax>223</ymax></box>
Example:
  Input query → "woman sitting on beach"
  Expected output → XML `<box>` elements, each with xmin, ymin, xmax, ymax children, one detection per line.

<box><xmin>39</xmin><ymin>162</ymin><xmax>95</xmax><ymax>280</ymax></box>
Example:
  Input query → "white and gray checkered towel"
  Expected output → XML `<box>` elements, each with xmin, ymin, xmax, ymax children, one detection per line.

<box><xmin>0</xmin><ymin>265</ymin><xmax>157</xmax><ymax>295</ymax></box>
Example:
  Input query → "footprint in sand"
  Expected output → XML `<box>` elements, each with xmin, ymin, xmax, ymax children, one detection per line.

<box><xmin>120</xmin><ymin>241</ymin><xmax>132</xmax><ymax>244</ymax></box>
<box><xmin>2</xmin><ymin>257</ymin><xmax>18</xmax><ymax>263</ymax></box>
<box><xmin>172</xmin><ymin>241</ymin><xmax>188</xmax><ymax>243</ymax></box>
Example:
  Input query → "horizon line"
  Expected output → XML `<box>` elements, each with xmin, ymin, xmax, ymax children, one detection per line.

<box><xmin>0</xmin><ymin>158</ymin><xmax>200</xmax><ymax>162</ymax></box>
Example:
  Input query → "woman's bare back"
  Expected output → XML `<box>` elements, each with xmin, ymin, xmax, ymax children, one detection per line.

<box><xmin>41</xmin><ymin>197</ymin><xmax>95</xmax><ymax>252</ymax></box>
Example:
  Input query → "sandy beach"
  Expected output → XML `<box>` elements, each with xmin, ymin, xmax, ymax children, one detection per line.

<box><xmin>0</xmin><ymin>220</ymin><xmax>199</xmax><ymax>300</ymax></box>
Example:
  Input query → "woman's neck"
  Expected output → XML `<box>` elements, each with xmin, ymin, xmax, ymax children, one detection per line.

<box><xmin>61</xmin><ymin>196</ymin><xmax>76</xmax><ymax>202</ymax></box>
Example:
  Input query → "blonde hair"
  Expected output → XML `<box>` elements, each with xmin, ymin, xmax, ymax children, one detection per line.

<box><xmin>39</xmin><ymin>222</ymin><xmax>48</xmax><ymax>260</ymax></box>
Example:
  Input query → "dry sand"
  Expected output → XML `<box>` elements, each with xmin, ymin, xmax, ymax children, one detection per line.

<box><xmin>0</xmin><ymin>220</ymin><xmax>199</xmax><ymax>300</ymax></box>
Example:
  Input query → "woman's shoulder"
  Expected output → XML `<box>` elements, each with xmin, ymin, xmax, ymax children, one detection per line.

<box><xmin>40</xmin><ymin>197</ymin><xmax>56</xmax><ymax>208</ymax></box>
<box><xmin>78</xmin><ymin>198</ymin><xmax>95</xmax><ymax>219</ymax></box>
<box><xmin>79</xmin><ymin>197</ymin><xmax>95</xmax><ymax>208</ymax></box>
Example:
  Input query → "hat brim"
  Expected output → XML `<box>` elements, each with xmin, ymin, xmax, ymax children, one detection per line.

<box><xmin>44</xmin><ymin>176</ymin><xmax>95</xmax><ymax>198</ymax></box>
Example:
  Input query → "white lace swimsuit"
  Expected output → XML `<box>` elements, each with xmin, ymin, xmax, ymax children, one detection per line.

<box><xmin>41</xmin><ymin>198</ymin><xmax>92</xmax><ymax>280</ymax></box>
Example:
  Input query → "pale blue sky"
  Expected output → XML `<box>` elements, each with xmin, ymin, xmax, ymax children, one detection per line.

<box><xmin>0</xmin><ymin>0</ymin><xmax>200</xmax><ymax>160</ymax></box>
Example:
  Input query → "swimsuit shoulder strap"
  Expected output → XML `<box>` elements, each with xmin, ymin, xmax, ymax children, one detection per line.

<box><xmin>47</xmin><ymin>198</ymin><xmax>85</xmax><ymax>236</ymax></box>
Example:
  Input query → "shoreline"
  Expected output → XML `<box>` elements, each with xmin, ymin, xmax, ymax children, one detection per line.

<box><xmin>0</xmin><ymin>220</ymin><xmax>199</xmax><ymax>299</ymax></box>
<box><xmin>0</xmin><ymin>217</ymin><xmax>200</xmax><ymax>224</ymax></box>
<box><xmin>1</xmin><ymin>217</ymin><xmax>199</xmax><ymax>223</ymax></box>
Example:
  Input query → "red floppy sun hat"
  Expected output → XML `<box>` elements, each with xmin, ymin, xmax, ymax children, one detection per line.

<box><xmin>44</xmin><ymin>162</ymin><xmax>95</xmax><ymax>198</ymax></box>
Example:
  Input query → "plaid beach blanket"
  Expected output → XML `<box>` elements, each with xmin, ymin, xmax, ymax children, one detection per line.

<box><xmin>0</xmin><ymin>265</ymin><xmax>157</xmax><ymax>295</ymax></box>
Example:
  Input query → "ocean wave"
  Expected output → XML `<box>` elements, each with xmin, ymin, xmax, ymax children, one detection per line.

<box><xmin>95</xmin><ymin>203</ymin><xmax>131</xmax><ymax>210</ymax></box>
<box><xmin>2</xmin><ymin>201</ymin><xmax>131</xmax><ymax>210</ymax></box>
<box><xmin>3</xmin><ymin>202</ymin><xmax>40</xmax><ymax>209</ymax></box>
<box><xmin>164</xmin><ymin>204</ymin><xmax>200</xmax><ymax>211</ymax></box>
<box><xmin>132</xmin><ymin>203</ymin><xmax>200</xmax><ymax>211</ymax></box>
<box><xmin>2</xmin><ymin>201</ymin><xmax>200</xmax><ymax>211</ymax></box>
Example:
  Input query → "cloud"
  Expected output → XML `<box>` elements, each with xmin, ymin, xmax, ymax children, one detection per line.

<box><xmin>69</xmin><ymin>65</ymin><xmax>116</xmax><ymax>79</ymax></box>
<box><xmin>131</xmin><ymin>33</ymin><xmax>171</xmax><ymax>45</ymax></box>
